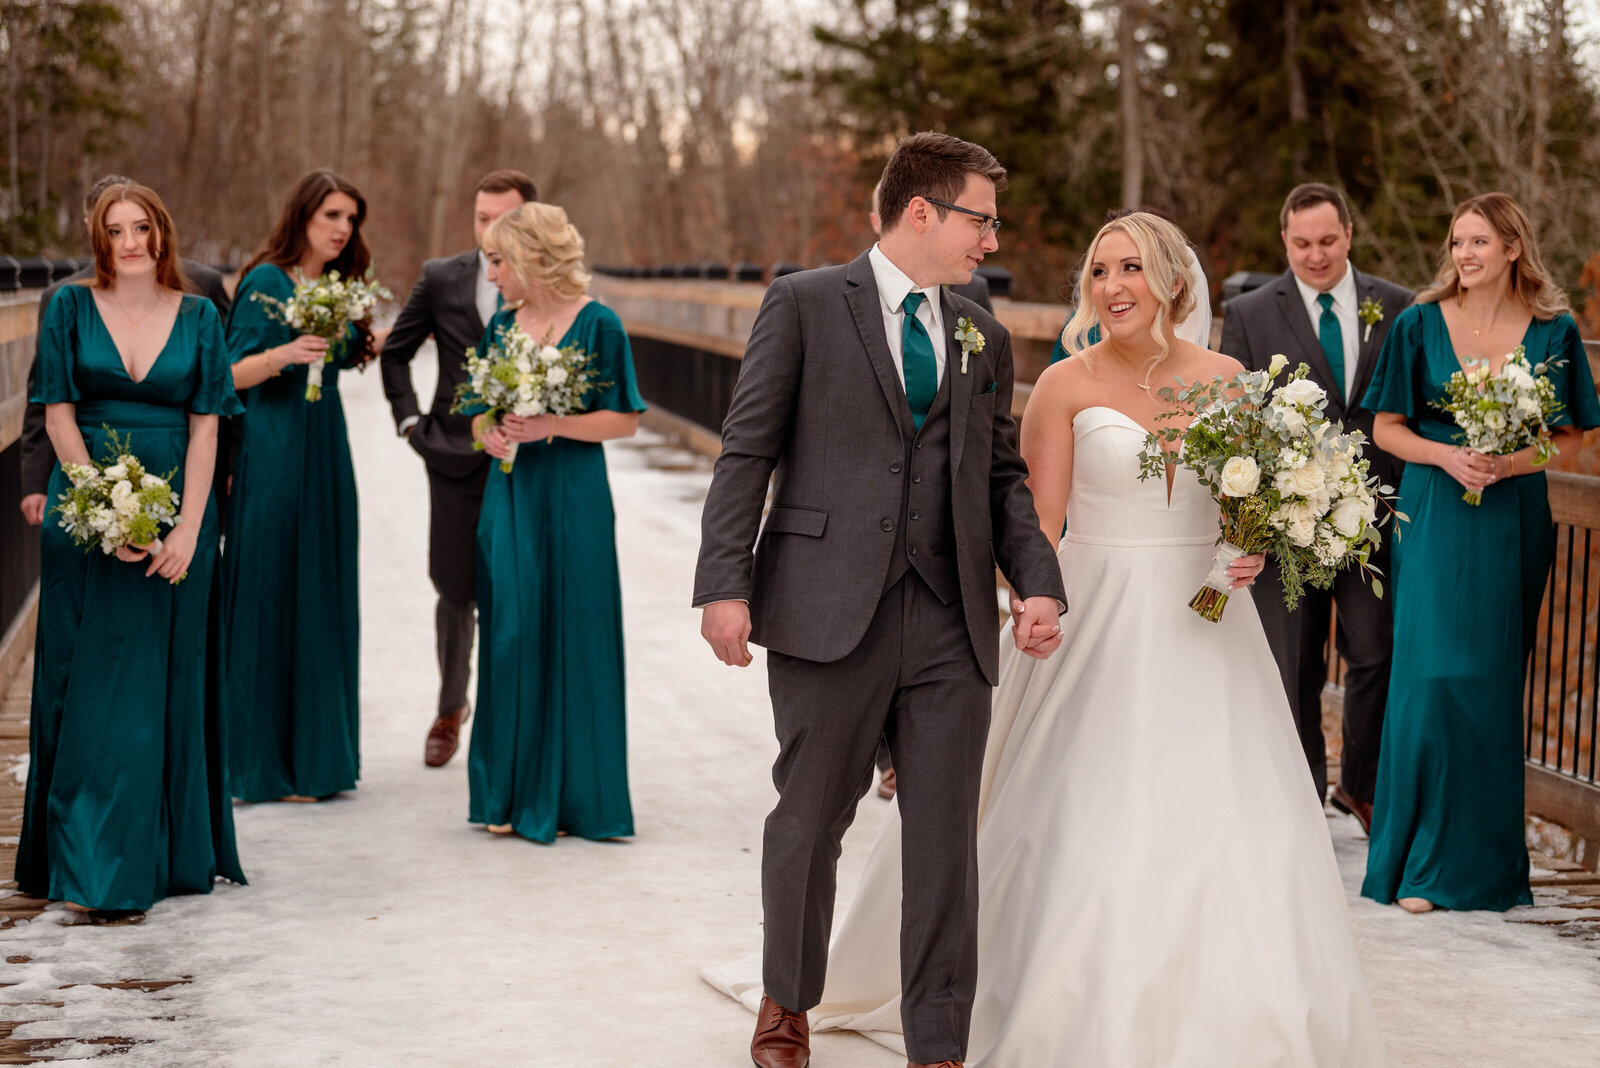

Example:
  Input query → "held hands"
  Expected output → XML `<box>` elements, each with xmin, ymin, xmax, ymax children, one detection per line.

<box><xmin>701</xmin><ymin>600</ymin><xmax>754</xmax><ymax>667</ymax></box>
<box><xmin>1441</xmin><ymin>446</ymin><xmax>1498</xmax><ymax>495</ymax></box>
<box><xmin>473</xmin><ymin>414</ymin><xmax>515</xmax><ymax>461</ymax></box>
<box><xmin>1226</xmin><ymin>553</ymin><xmax>1266</xmax><ymax>591</ymax></box>
<box><xmin>501</xmin><ymin>413</ymin><xmax>553</xmax><ymax>443</ymax></box>
<box><xmin>19</xmin><ymin>494</ymin><xmax>45</xmax><ymax>526</ymax></box>
<box><xmin>278</xmin><ymin>335</ymin><xmax>330</xmax><ymax>366</ymax></box>
<box><xmin>1010</xmin><ymin>596</ymin><xmax>1063</xmax><ymax>660</ymax></box>
<box><xmin>147</xmin><ymin>521</ymin><xmax>196</xmax><ymax>583</ymax></box>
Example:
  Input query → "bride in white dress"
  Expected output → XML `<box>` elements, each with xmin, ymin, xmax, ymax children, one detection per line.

<box><xmin>705</xmin><ymin>212</ymin><xmax>1388</xmax><ymax>1066</ymax></box>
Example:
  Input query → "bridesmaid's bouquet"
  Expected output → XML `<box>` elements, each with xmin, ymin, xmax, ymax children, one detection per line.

<box><xmin>1137</xmin><ymin>355</ymin><xmax>1393</xmax><ymax>621</ymax></box>
<box><xmin>1433</xmin><ymin>345</ymin><xmax>1564</xmax><ymax>505</ymax></box>
<box><xmin>53</xmin><ymin>430</ymin><xmax>182</xmax><ymax>559</ymax></box>
<box><xmin>252</xmin><ymin>270</ymin><xmax>391</xmax><ymax>401</ymax></box>
<box><xmin>451</xmin><ymin>321</ymin><xmax>609</xmax><ymax>473</ymax></box>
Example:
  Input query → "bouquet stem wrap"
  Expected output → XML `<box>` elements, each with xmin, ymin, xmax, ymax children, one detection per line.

<box><xmin>305</xmin><ymin>354</ymin><xmax>330</xmax><ymax>402</ymax></box>
<box><xmin>1191</xmin><ymin>541</ymin><xmax>1247</xmax><ymax>622</ymax></box>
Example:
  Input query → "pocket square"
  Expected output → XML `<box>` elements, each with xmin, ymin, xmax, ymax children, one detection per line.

<box><xmin>984</xmin><ymin>381</ymin><xmax>998</xmax><ymax>394</ymax></box>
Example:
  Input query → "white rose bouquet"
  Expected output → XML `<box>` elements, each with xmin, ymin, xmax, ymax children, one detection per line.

<box><xmin>252</xmin><ymin>269</ymin><xmax>391</xmax><ymax>401</ymax></box>
<box><xmin>1432</xmin><ymin>345</ymin><xmax>1564</xmax><ymax>505</ymax></box>
<box><xmin>451</xmin><ymin>321</ymin><xmax>610</xmax><ymax>473</ymax></box>
<box><xmin>54</xmin><ymin>429</ymin><xmax>182</xmax><ymax>565</ymax></box>
<box><xmin>1137</xmin><ymin>355</ymin><xmax>1395</xmax><ymax>621</ymax></box>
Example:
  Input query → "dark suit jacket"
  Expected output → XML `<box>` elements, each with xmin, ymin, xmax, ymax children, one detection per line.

<box><xmin>20</xmin><ymin>260</ymin><xmax>232</xmax><ymax>497</ymax></box>
<box><xmin>379</xmin><ymin>250</ymin><xmax>490</xmax><ymax>481</ymax></box>
<box><xmin>1221</xmin><ymin>267</ymin><xmax>1414</xmax><ymax>490</ymax></box>
<box><xmin>693</xmin><ymin>251</ymin><xmax>1065</xmax><ymax>685</ymax></box>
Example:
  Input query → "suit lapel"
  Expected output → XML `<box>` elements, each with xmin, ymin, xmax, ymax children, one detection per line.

<box><xmin>1347</xmin><ymin>269</ymin><xmax>1386</xmax><ymax>409</ymax></box>
<box><xmin>1273</xmin><ymin>272</ymin><xmax>1344</xmax><ymax>417</ymax></box>
<box><xmin>844</xmin><ymin>253</ymin><xmax>914</xmax><ymax>440</ymax></box>
<box><xmin>942</xmin><ymin>288</ymin><xmax>974</xmax><ymax>472</ymax></box>
<box><xmin>458</xmin><ymin>251</ymin><xmax>486</xmax><ymax>338</ymax></box>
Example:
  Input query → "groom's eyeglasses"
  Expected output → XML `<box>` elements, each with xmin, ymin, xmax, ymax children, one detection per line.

<box><xmin>920</xmin><ymin>198</ymin><xmax>1002</xmax><ymax>237</ymax></box>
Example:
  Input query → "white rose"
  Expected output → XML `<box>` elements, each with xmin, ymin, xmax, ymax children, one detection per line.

<box><xmin>1515</xmin><ymin>395</ymin><xmax>1540</xmax><ymax>419</ymax></box>
<box><xmin>143</xmin><ymin>474</ymin><xmax>166</xmax><ymax>489</ymax></box>
<box><xmin>1329</xmin><ymin>496</ymin><xmax>1367</xmax><ymax>537</ymax></box>
<box><xmin>1288</xmin><ymin>461</ymin><xmax>1325</xmax><ymax>496</ymax></box>
<box><xmin>1285</xmin><ymin>503</ymin><xmax>1318</xmax><ymax>548</ymax></box>
<box><xmin>1503</xmin><ymin>363</ymin><xmax>1534</xmax><ymax>389</ymax></box>
<box><xmin>104</xmin><ymin>463</ymin><xmax>128</xmax><ymax>480</ymax></box>
<box><xmin>1278</xmin><ymin>378</ymin><xmax>1327</xmax><ymax>408</ymax></box>
<box><xmin>1486</xmin><ymin>410</ymin><xmax>1506</xmax><ymax>430</ymax></box>
<box><xmin>1267</xmin><ymin>353</ymin><xmax>1290</xmax><ymax>379</ymax></box>
<box><xmin>1219</xmin><ymin>456</ymin><xmax>1261</xmax><ymax>497</ymax></box>
<box><xmin>546</xmin><ymin>365</ymin><xmax>569</xmax><ymax>386</ymax></box>
<box><xmin>1314</xmin><ymin>532</ymin><xmax>1349</xmax><ymax>566</ymax></box>
<box><xmin>540</xmin><ymin>346</ymin><xmax>563</xmax><ymax>365</ymax></box>
<box><xmin>1306</xmin><ymin>487</ymin><xmax>1331</xmax><ymax>517</ymax></box>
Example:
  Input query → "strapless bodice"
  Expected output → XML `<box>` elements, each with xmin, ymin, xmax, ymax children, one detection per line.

<box><xmin>1065</xmin><ymin>406</ymin><xmax>1219</xmax><ymax>545</ymax></box>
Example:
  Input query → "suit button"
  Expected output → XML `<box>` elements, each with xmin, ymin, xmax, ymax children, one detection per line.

<box><xmin>910</xmin><ymin>510</ymin><xmax>920</xmax><ymax>521</ymax></box>
<box><xmin>890</xmin><ymin>461</ymin><xmax>902</xmax><ymax>473</ymax></box>
<box><xmin>914</xmin><ymin>442</ymin><xmax>923</xmax><ymax>450</ymax></box>
<box><xmin>881</xmin><ymin>518</ymin><xmax>895</xmax><ymax>532</ymax></box>
<box><xmin>909</xmin><ymin>546</ymin><xmax>918</xmax><ymax>556</ymax></box>
<box><xmin>912</xmin><ymin>473</ymin><xmax>922</xmax><ymax>484</ymax></box>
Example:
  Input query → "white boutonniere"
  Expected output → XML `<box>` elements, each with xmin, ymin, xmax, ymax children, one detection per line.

<box><xmin>954</xmin><ymin>316</ymin><xmax>985</xmax><ymax>374</ymax></box>
<box><xmin>1358</xmin><ymin>296</ymin><xmax>1384</xmax><ymax>343</ymax></box>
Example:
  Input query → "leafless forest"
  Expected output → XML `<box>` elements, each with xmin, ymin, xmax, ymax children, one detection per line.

<box><xmin>4</xmin><ymin>0</ymin><xmax>1600</xmax><ymax>312</ymax></box>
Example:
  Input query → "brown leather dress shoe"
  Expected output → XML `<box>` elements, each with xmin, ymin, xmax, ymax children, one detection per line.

<box><xmin>1329</xmin><ymin>783</ymin><xmax>1373</xmax><ymax>836</ymax></box>
<box><xmin>424</xmin><ymin>705</ymin><xmax>471</xmax><ymax>768</ymax></box>
<box><xmin>752</xmin><ymin>995</ymin><xmax>809</xmax><ymax>1068</ymax></box>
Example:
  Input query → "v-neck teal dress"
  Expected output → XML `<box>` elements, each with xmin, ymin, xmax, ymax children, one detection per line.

<box><xmin>466</xmin><ymin>302</ymin><xmax>646</xmax><ymax>841</ymax></box>
<box><xmin>222</xmin><ymin>264</ymin><xmax>362</xmax><ymax>801</ymax></box>
<box><xmin>1361</xmin><ymin>302</ymin><xmax>1600</xmax><ymax>910</ymax></box>
<box><xmin>21</xmin><ymin>284</ymin><xmax>246</xmax><ymax>910</ymax></box>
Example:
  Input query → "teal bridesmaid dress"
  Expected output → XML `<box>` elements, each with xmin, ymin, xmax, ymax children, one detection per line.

<box><xmin>222</xmin><ymin>264</ymin><xmax>362</xmax><ymax>801</ymax></box>
<box><xmin>20</xmin><ymin>285</ymin><xmax>246</xmax><ymax>910</ymax></box>
<box><xmin>1360</xmin><ymin>302</ymin><xmax>1600</xmax><ymax>910</ymax></box>
<box><xmin>467</xmin><ymin>301</ymin><xmax>646</xmax><ymax>841</ymax></box>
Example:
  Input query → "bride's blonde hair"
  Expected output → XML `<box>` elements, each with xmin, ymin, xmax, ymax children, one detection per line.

<box><xmin>1060</xmin><ymin>212</ymin><xmax>1197</xmax><ymax>369</ymax></box>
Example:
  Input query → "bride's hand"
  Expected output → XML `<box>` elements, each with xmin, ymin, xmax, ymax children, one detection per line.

<box><xmin>1227</xmin><ymin>553</ymin><xmax>1266</xmax><ymax>590</ymax></box>
<box><xmin>1010</xmin><ymin>597</ymin><xmax>1063</xmax><ymax>660</ymax></box>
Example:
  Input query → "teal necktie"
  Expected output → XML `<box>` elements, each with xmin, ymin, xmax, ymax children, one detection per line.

<box><xmin>900</xmin><ymin>292</ymin><xmax>938</xmax><ymax>431</ymax></box>
<box><xmin>1317</xmin><ymin>292</ymin><xmax>1345</xmax><ymax>401</ymax></box>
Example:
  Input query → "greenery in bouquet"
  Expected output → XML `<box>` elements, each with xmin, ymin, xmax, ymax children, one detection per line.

<box><xmin>1431</xmin><ymin>345</ymin><xmax>1564</xmax><ymax>505</ymax></box>
<box><xmin>54</xmin><ymin>428</ymin><xmax>182</xmax><ymax>560</ymax></box>
<box><xmin>1137</xmin><ymin>355</ymin><xmax>1397</xmax><ymax>620</ymax></box>
<box><xmin>450</xmin><ymin>320</ymin><xmax>610</xmax><ymax>473</ymax></box>
<box><xmin>251</xmin><ymin>269</ymin><xmax>391</xmax><ymax>401</ymax></box>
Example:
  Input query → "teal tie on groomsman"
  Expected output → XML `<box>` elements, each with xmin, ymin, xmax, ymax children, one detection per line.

<box><xmin>901</xmin><ymin>291</ymin><xmax>938</xmax><ymax>431</ymax></box>
<box><xmin>1317</xmin><ymin>292</ymin><xmax>1345</xmax><ymax>401</ymax></box>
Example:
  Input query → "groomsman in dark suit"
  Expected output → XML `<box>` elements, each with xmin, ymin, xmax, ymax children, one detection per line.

<box><xmin>1220</xmin><ymin>183</ymin><xmax>1414</xmax><ymax>832</ymax></box>
<box><xmin>381</xmin><ymin>169</ymin><xmax>537</xmax><ymax>767</ymax></box>
<box><xmin>18</xmin><ymin>174</ymin><xmax>232</xmax><ymax>528</ymax></box>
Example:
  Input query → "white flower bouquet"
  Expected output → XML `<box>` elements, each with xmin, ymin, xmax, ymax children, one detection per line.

<box><xmin>1432</xmin><ymin>345</ymin><xmax>1564</xmax><ymax>505</ymax></box>
<box><xmin>54</xmin><ymin>429</ymin><xmax>182</xmax><ymax>561</ymax></box>
<box><xmin>1137</xmin><ymin>355</ymin><xmax>1394</xmax><ymax>621</ymax></box>
<box><xmin>451</xmin><ymin>321</ymin><xmax>610</xmax><ymax>473</ymax></box>
<box><xmin>252</xmin><ymin>269</ymin><xmax>391</xmax><ymax>401</ymax></box>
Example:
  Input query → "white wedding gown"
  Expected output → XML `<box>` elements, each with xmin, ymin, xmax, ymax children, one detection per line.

<box><xmin>705</xmin><ymin>406</ymin><xmax>1388</xmax><ymax>1066</ymax></box>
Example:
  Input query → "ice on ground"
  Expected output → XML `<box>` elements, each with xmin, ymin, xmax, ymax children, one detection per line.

<box><xmin>0</xmin><ymin>363</ymin><xmax>1596</xmax><ymax>1066</ymax></box>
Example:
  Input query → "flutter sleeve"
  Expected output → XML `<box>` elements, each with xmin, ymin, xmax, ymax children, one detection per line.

<box><xmin>585</xmin><ymin>304</ymin><xmax>647</xmax><ymax>414</ymax></box>
<box><xmin>1361</xmin><ymin>302</ymin><xmax>1426</xmax><ymax>417</ymax></box>
<box><xmin>226</xmin><ymin>265</ymin><xmax>293</xmax><ymax>364</ymax></box>
<box><xmin>30</xmin><ymin>286</ymin><xmax>83</xmax><ymax>405</ymax></box>
<box><xmin>454</xmin><ymin>310</ymin><xmax>513</xmax><ymax>417</ymax></box>
<box><xmin>1546</xmin><ymin>314</ymin><xmax>1600</xmax><ymax>430</ymax></box>
<box><xmin>191</xmin><ymin>299</ymin><xmax>245</xmax><ymax>417</ymax></box>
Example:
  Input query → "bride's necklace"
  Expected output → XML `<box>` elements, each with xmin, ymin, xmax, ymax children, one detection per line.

<box><xmin>1109</xmin><ymin>352</ymin><xmax>1155</xmax><ymax>392</ymax></box>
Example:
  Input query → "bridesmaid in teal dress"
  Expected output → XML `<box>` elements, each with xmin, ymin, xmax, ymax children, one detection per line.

<box><xmin>1361</xmin><ymin>193</ymin><xmax>1600</xmax><ymax>913</ymax></box>
<box><xmin>21</xmin><ymin>183</ymin><xmax>245</xmax><ymax>910</ymax></box>
<box><xmin>223</xmin><ymin>170</ymin><xmax>375</xmax><ymax>802</ymax></box>
<box><xmin>466</xmin><ymin>202</ymin><xmax>645</xmax><ymax>842</ymax></box>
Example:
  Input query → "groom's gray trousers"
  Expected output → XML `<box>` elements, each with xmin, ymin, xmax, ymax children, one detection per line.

<box><xmin>763</xmin><ymin>570</ymin><xmax>991</xmax><ymax>1064</ymax></box>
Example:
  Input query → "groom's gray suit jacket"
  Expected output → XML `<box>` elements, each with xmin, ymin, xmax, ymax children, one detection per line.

<box><xmin>693</xmin><ymin>251</ymin><xmax>1064</xmax><ymax>684</ymax></box>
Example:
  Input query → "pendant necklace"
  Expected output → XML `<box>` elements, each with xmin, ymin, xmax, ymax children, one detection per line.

<box><xmin>108</xmin><ymin>290</ymin><xmax>162</xmax><ymax>329</ymax></box>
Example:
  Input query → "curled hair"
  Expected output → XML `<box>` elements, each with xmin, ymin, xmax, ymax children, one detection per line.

<box><xmin>1060</xmin><ymin>212</ymin><xmax>1198</xmax><ymax>369</ymax></box>
<box><xmin>876</xmin><ymin>132</ymin><xmax>1006</xmax><ymax>236</ymax></box>
<box><xmin>244</xmin><ymin>169</ymin><xmax>377</xmax><ymax>363</ymax></box>
<box><xmin>481</xmin><ymin>202</ymin><xmax>592</xmax><ymax>300</ymax></box>
<box><xmin>1419</xmin><ymin>192</ymin><xmax>1570</xmax><ymax>320</ymax></box>
<box><xmin>86</xmin><ymin>183</ymin><xmax>191</xmax><ymax>294</ymax></box>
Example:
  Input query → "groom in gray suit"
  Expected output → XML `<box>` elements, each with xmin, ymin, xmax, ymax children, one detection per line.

<box><xmin>696</xmin><ymin>133</ymin><xmax>1067</xmax><ymax>1068</ymax></box>
<box><xmin>1221</xmin><ymin>182</ymin><xmax>1413</xmax><ymax>832</ymax></box>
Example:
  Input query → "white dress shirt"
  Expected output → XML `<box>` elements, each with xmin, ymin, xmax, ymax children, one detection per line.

<box><xmin>475</xmin><ymin>251</ymin><xmax>500</xmax><ymax>330</ymax></box>
<box><xmin>1293</xmin><ymin>261</ymin><xmax>1359</xmax><ymax>399</ymax></box>
<box><xmin>868</xmin><ymin>244</ymin><xmax>947</xmax><ymax>390</ymax></box>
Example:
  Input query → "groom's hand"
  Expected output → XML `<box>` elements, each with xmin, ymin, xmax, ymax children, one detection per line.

<box><xmin>1010</xmin><ymin>597</ymin><xmax>1063</xmax><ymax>660</ymax></box>
<box><xmin>702</xmin><ymin>600</ymin><xmax>754</xmax><ymax>667</ymax></box>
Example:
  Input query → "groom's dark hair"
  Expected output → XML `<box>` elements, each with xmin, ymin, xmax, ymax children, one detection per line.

<box><xmin>1279</xmin><ymin>183</ymin><xmax>1350</xmax><ymax>230</ymax></box>
<box><xmin>877</xmin><ymin>133</ymin><xmax>1006</xmax><ymax>235</ymax></box>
